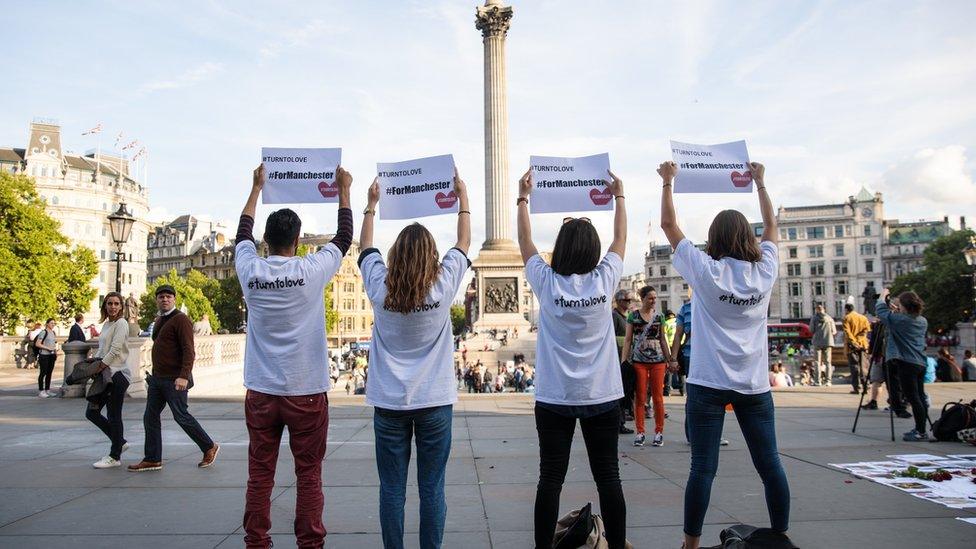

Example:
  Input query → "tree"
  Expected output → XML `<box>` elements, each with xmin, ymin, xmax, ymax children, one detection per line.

<box><xmin>450</xmin><ymin>304</ymin><xmax>466</xmax><ymax>335</ymax></box>
<box><xmin>296</xmin><ymin>244</ymin><xmax>339</xmax><ymax>332</ymax></box>
<box><xmin>212</xmin><ymin>275</ymin><xmax>245</xmax><ymax>333</ymax></box>
<box><xmin>891</xmin><ymin>229</ymin><xmax>976</xmax><ymax>332</ymax></box>
<box><xmin>0</xmin><ymin>172</ymin><xmax>97</xmax><ymax>333</ymax></box>
<box><xmin>139</xmin><ymin>269</ymin><xmax>219</xmax><ymax>332</ymax></box>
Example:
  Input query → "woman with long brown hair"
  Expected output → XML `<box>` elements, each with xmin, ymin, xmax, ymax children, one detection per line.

<box><xmin>88</xmin><ymin>291</ymin><xmax>132</xmax><ymax>468</ymax></box>
<box><xmin>659</xmin><ymin>160</ymin><xmax>792</xmax><ymax>549</ymax></box>
<box><xmin>876</xmin><ymin>288</ymin><xmax>930</xmax><ymax>441</ymax></box>
<box><xmin>517</xmin><ymin>168</ymin><xmax>629</xmax><ymax>548</ymax></box>
<box><xmin>358</xmin><ymin>169</ymin><xmax>470</xmax><ymax>549</ymax></box>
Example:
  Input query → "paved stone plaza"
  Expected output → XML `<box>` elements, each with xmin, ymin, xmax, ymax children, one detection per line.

<box><xmin>1</xmin><ymin>384</ymin><xmax>975</xmax><ymax>548</ymax></box>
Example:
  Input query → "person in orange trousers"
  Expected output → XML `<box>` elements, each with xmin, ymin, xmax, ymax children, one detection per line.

<box><xmin>622</xmin><ymin>286</ymin><xmax>672</xmax><ymax>447</ymax></box>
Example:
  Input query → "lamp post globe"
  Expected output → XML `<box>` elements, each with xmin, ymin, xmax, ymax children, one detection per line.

<box><xmin>107</xmin><ymin>202</ymin><xmax>136</xmax><ymax>293</ymax></box>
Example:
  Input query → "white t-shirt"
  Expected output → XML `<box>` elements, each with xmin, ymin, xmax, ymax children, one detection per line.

<box><xmin>235</xmin><ymin>240</ymin><xmax>343</xmax><ymax>396</ymax></box>
<box><xmin>525</xmin><ymin>252</ymin><xmax>624</xmax><ymax>406</ymax></box>
<box><xmin>360</xmin><ymin>247</ymin><xmax>469</xmax><ymax>410</ymax></box>
<box><xmin>672</xmin><ymin>239</ymin><xmax>778</xmax><ymax>394</ymax></box>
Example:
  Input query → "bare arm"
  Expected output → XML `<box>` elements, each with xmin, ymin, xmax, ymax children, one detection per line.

<box><xmin>753</xmin><ymin>163</ymin><xmax>777</xmax><ymax>243</ymax></box>
<box><xmin>659</xmin><ymin>321</ymin><xmax>672</xmax><ymax>362</ymax></box>
<box><xmin>454</xmin><ymin>168</ymin><xmax>471</xmax><ymax>254</ymax></box>
<box><xmin>670</xmin><ymin>323</ymin><xmax>684</xmax><ymax>366</ymax></box>
<box><xmin>658</xmin><ymin>161</ymin><xmax>685</xmax><ymax>249</ymax></box>
<box><xmin>243</xmin><ymin>164</ymin><xmax>263</xmax><ymax>219</ymax></box>
<box><xmin>360</xmin><ymin>178</ymin><xmax>379</xmax><ymax>250</ymax></box>
<box><xmin>621</xmin><ymin>322</ymin><xmax>634</xmax><ymax>363</ymax></box>
<box><xmin>516</xmin><ymin>170</ymin><xmax>539</xmax><ymax>264</ymax></box>
<box><xmin>607</xmin><ymin>170</ymin><xmax>626</xmax><ymax>258</ymax></box>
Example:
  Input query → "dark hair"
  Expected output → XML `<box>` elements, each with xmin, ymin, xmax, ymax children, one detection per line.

<box><xmin>966</xmin><ymin>350</ymin><xmax>973</xmax><ymax>358</ymax></box>
<box><xmin>550</xmin><ymin>220</ymin><xmax>601</xmax><ymax>276</ymax></box>
<box><xmin>705</xmin><ymin>210</ymin><xmax>762</xmax><ymax>262</ymax></box>
<box><xmin>844</xmin><ymin>304</ymin><xmax>854</xmax><ymax>313</ymax></box>
<box><xmin>100</xmin><ymin>292</ymin><xmax>125</xmax><ymax>322</ymax></box>
<box><xmin>264</xmin><ymin>208</ymin><xmax>302</xmax><ymax>254</ymax></box>
<box><xmin>638</xmin><ymin>285</ymin><xmax>656</xmax><ymax>299</ymax></box>
<box><xmin>45</xmin><ymin>318</ymin><xmax>54</xmax><ymax>324</ymax></box>
<box><xmin>74</xmin><ymin>313</ymin><xmax>84</xmax><ymax>322</ymax></box>
<box><xmin>897</xmin><ymin>291</ymin><xmax>924</xmax><ymax>315</ymax></box>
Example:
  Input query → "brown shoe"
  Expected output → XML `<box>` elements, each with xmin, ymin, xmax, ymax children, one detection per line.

<box><xmin>198</xmin><ymin>443</ymin><xmax>219</xmax><ymax>468</ymax></box>
<box><xmin>127</xmin><ymin>460</ymin><xmax>162</xmax><ymax>472</ymax></box>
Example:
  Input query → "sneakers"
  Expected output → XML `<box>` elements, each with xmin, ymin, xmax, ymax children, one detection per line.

<box><xmin>199</xmin><ymin>443</ymin><xmax>220</xmax><ymax>468</ymax></box>
<box><xmin>121</xmin><ymin>442</ymin><xmax>130</xmax><ymax>455</ymax></box>
<box><xmin>619</xmin><ymin>425</ymin><xmax>634</xmax><ymax>435</ymax></box>
<box><xmin>903</xmin><ymin>429</ymin><xmax>929</xmax><ymax>442</ymax></box>
<box><xmin>895</xmin><ymin>410</ymin><xmax>913</xmax><ymax>419</ymax></box>
<box><xmin>633</xmin><ymin>433</ymin><xmax>645</xmax><ymax>447</ymax></box>
<box><xmin>652</xmin><ymin>433</ymin><xmax>664</xmax><ymax>447</ymax></box>
<box><xmin>92</xmin><ymin>456</ymin><xmax>121</xmax><ymax>469</ymax></box>
<box><xmin>127</xmin><ymin>460</ymin><xmax>163</xmax><ymax>472</ymax></box>
<box><xmin>38</xmin><ymin>390</ymin><xmax>48</xmax><ymax>398</ymax></box>
<box><xmin>861</xmin><ymin>400</ymin><xmax>878</xmax><ymax>410</ymax></box>
<box><xmin>720</xmin><ymin>438</ymin><xmax>730</xmax><ymax>446</ymax></box>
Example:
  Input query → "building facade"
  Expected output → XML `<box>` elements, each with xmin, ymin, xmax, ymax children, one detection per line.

<box><xmin>641</xmin><ymin>242</ymin><xmax>701</xmax><ymax>314</ymax></box>
<box><xmin>882</xmin><ymin>218</ymin><xmax>955</xmax><ymax>285</ymax></box>
<box><xmin>147</xmin><ymin>215</ymin><xmax>229</xmax><ymax>282</ymax></box>
<box><xmin>0</xmin><ymin>120</ymin><xmax>151</xmax><ymax>321</ymax></box>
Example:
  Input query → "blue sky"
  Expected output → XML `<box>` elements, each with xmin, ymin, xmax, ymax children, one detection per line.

<box><xmin>3</xmin><ymin>0</ymin><xmax>975</xmax><ymax>277</ymax></box>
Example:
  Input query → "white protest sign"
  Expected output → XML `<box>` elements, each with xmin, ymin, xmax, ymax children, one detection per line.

<box><xmin>377</xmin><ymin>154</ymin><xmax>457</xmax><ymax>220</ymax></box>
<box><xmin>529</xmin><ymin>153</ymin><xmax>612</xmax><ymax>214</ymax></box>
<box><xmin>261</xmin><ymin>147</ymin><xmax>342</xmax><ymax>204</ymax></box>
<box><xmin>670</xmin><ymin>140</ymin><xmax>752</xmax><ymax>193</ymax></box>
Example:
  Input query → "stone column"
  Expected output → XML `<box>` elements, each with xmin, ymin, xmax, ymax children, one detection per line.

<box><xmin>61</xmin><ymin>340</ymin><xmax>97</xmax><ymax>397</ymax></box>
<box><xmin>476</xmin><ymin>0</ymin><xmax>516</xmax><ymax>251</ymax></box>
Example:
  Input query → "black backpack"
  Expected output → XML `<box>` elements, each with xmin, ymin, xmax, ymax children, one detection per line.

<box><xmin>931</xmin><ymin>400</ymin><xmax>976</xmax><ymax>442</ymax></box>
<box><xmin>706</xmin><ymin>524</ymin><xmax>799</xmax><ymax>548</ymax></box>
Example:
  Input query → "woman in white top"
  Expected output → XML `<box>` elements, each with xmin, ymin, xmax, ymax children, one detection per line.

<box><xmin>659</xmin><ymin>161</ymin><xmax>791</xmax><ymax>549</ymax></box>
<box><xmin>517</xmin><ymin>169</ymin><xmax>628</xmax><ymax>549</ymax></box>
<box><xmin>358</xmin><ymin>171</ymin><xmax>470</xmax><ymax>549</ymax></box>
<box><xmin>88</xmin><ymin>292</ymin><xmax>132</xmax><ymax>469</ymax></box>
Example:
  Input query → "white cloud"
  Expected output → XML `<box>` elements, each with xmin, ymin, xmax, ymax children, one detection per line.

<box><xmin>139</xmin><ymin>61</ymin><xmax>224</xmax><ymax>94</ymax></box>
<box><xmin>881</xmin><ymin>146</ymin><xmax>976</xmax><ymax>207</ymax></box>
<box><xmin>258</xmin><ymin>20</ymin><xmax>328</xmax><ymax>60</ymax></box>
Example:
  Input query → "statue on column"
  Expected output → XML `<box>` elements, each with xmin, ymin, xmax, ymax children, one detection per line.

<box><xmin>125</xmin><ymin>292</ymin><xmax>141</xmax><ymax>335</ymax></box>
<box><xmin>861</xmin><ymin>285</ymin><xmax>879</xmax><ymax>316</ymax></box>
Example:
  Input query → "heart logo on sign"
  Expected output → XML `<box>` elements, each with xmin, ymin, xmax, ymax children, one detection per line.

<box><xmin>435</xmin><ymin>191</ymin><xmax>458</xmax><ymax>209</ymax></box>
<box><xmin>730</xmin><ymin>171</ymin><xmax>752</xmax><ymax>187</ymax></box>
<box><xmin>589</xmin><ymin>187</ymin><xmax>613</xmax><ymax>206</ymax></box>
<box><xmin>318</xmin><ymin>181</ymin><xmax>338</xmax><ymax>198</ymax></box>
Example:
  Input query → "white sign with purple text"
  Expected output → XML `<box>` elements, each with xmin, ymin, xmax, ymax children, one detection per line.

<box><xmin>261</xmin><ymin>147</ymin><xmax>342</xmax><ymax>204</ymax></box>
<box><xmin>529</xmin><ymin>153</ymin><xmax>613</xmax><ymax>214</ymax></box>
<box><xmin>377</xmin><ymin>154</ymin><xmax>457</xmax><ymax>220</ymax></box>
<box><xmin>671</xmin><ymin>140</ymin><xmax>752</xmax><ymax>193</ymax></box>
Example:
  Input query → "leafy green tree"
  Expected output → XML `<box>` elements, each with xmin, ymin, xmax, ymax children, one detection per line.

<box><xmin>296</xmin><ymin>244</ymin><xmax>339</xmax><ymax>332</ymax></box>
<box><xmin>891</xmin><ymin>229</ymin><xmax>976</xmax><ymax>332</ymax></box>
<box><xmin>139</xmin><ymin>269</ymin><xmax>219</xmax><ymax>332</ymax></box>
<box><xmin>0</xmin><ymin>172</ymin><xmax>97</xmax><ymax>333</ymax></box>
<box><xmin>212</xmin><ymin>275</ymin><xmax>245</xmax><ymax>332</ymax></box>
<box><xmin>450</xmin><ymin>304</ymin><xmax>466</xmax><ymax>335</ymax></box>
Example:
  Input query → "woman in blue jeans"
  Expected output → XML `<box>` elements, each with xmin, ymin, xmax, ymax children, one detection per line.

<box><xmin>659</xmin><ymin>160</ymin><xmax>791</xmax><ymax>549</ymax></box>
<box><xmin>358</xmin><ymin>170</ymin><xmax>471</xmax><ymax>549</ymax></box>
<box><xmin>517</xmin><ymin>168</ymin><xmax>629</xmax><ymax>548</ymax></box>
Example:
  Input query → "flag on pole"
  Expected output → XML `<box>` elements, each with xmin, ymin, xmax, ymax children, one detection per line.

<box><xmin>82</xmin><ymin>123</ymin><xmax>102</xmax><ymax>135</ymax></box>
<box><xmin>122</xmin><ymin>139</ymin><xmax>139</xmax><ymax>151</ymax></box>
<box><xmin>132</xmin><ymin>147</ymin><xmax>147</xmax><ymax>161</ymax></box>
<box><xmin>114</xmin><ymin>131</ymin><xmax>123</xmax><ymax>149</ymax></box>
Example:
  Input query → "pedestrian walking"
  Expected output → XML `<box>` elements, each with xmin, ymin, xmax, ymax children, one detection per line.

<box><xmin>621</xmin><ymin>287</ymin><xmax>671</xmax><ymax>448</ymax></box>
<box><xmin>843</xmin><ymin>304</ymin><xmax>870</xmax><ymax>393</ymax></box>
<box><xmin>517</xmin><ymin>168</ymin><xmax>629</xmax><ymax>549</ymax></box>
<box><xmin>876</xmin><ymin>289</ymin><xmax>931</xmax><ymax>441</ymax></box>
<box><xmin>358</xmin><ymin>170</ymin><xmax>470</xmax><ymax>549</ymax></box>
<box><xmin>612</xmin><ymin>290</ymin><xmax>635</xmax><ymax>434</ymax></box>
<box><xmin>660</xmin><ymin>160</ymin><xmax>791</xmax><ymax>549</ymax></box>
<box><xmin>235</xmin><ymin>163</ymin><xmax>353</xmax><ymax>548</ymax></box>
<box><xmin>810</xmin><ymin>304</ymin><xmax>837</xmax><ymax>386</ymax></box>
<box><xmin>127</xmin><ymin>284</ymin><xmax>218</xmax><ymax>472</ymax></box>
<box><xmin>34</xmin><ymin>319</ymin><xmax>59</xmax><ymax>398</ymax></box>
<box><xmin>68</xmin><ymin>314</ymin><xmax>87</xmax><ymax>343</ymax></box>
<box><xmin>88</xmin><ymin>292</ymin><xmax>132</xmax><ymax>469</ymax></box>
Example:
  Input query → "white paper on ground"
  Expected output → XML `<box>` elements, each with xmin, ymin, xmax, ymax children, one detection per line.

<box><xmin>261</xmin><ymin>147</ymin><xmax>342</xmax><ymax>204</ymax></box>
<box><xmin>376</xmin><ymin>154</ymin><xmax>457</xmax><ymax>220</ymax></box>
<box><xmin>671</xmin><ymin>140</ymin><xmax>751</xmax><ymax>193</ymax></box>
<box><xmin>529</xmin><ymin>153</ymin><xmax>613</xmax><ymax>214</ymax></box>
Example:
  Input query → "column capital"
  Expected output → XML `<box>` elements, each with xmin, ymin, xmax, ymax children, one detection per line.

<box><xmin>476</xmin><ymin>2</ymin><xmax>513</xmax><ymax>38</ymax></box>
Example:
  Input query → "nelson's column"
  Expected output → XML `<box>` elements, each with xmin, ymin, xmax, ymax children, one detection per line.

<box><xmin>471</xmin><ymin>0</ymin><xmax>531</xmax><ymax>333</ymax></box>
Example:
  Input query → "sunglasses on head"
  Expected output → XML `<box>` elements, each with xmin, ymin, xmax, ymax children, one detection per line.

<box><xmin>562</xmin><ymin>217</ymin><xmax>592</xmax><ymax>225</ymax></box>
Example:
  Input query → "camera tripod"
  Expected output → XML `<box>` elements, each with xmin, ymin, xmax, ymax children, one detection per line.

<box><xmin>852</xmin><ymin>323</ymin><xmax>895</xmax><ymax>441</ymax></box>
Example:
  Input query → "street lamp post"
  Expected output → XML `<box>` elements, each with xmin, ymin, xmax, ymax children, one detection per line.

<box><xmin>963</xmin><ymin>236</ymin><xmax>976</xmax><ymax>322</ymax></box>
<box><xmin>107</xmin><ymin>202</ymin><xmax>136</xmax><ymax>293</ymax></box>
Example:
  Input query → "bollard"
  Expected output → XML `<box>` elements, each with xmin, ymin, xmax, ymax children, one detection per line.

<box><xmin>60</xmin><ymin>340</ymin><xmax>97</xmax><ymax>398</ymax></box>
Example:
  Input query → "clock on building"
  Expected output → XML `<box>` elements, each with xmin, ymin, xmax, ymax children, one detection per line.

<box><xmin>862</xmin><ymin>207</ymin><xmax>873</xmax><ymax>217</ymax></box>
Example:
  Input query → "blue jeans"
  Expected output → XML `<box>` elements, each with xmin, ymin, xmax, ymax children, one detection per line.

<box><xmin>684</xmin><ymin>383</ymin><xmax>790</xmax><ymax>537</ymax></box>
<box><xmin>374</xmin><ymin>405</ymin><xmax>453</xmax><ymax>549</ymax></box>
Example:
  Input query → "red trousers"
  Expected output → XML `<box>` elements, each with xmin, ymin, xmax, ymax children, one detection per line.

<box><xmin>244</xmin><ymin>390</ymin><xmax>329</xmax><ymax>549</ymax></box>
<box><xmin>634</xmin><ymin>362</ymin><xmax>666</xmax><ymax>435</ymax></box>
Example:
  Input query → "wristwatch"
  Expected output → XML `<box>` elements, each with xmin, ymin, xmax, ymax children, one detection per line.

<box><xmin>517</xmin><ymin>197</ymin><xmax>528</xmax><ymax>205</ymax></box>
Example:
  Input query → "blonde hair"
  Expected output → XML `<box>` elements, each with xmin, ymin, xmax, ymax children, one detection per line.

<box><xmin>384</xmin><ymin>224</ymin><xmax>440</xmax><ymax>314</ymax></box>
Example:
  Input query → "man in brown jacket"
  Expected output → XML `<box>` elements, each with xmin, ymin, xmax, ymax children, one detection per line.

<box><xmin>128</xmin><ymin>285</ymin><xmax>219</xmax><ymax>471</ymax></box>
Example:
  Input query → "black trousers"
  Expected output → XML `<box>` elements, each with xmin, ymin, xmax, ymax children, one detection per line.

<box><xmin>848</xmin><ymin>348</ymin><xmax>865</xmax><ymax>392</ymax></box>
<box><xmin>37</xmin><ymin>354</ymin><xmax>56</xmax><ymax>391</ymax></box>
<box><xmin>85</xmin><ymin>371</ymin><xmax>129</xmax><ymax>459</ymax></box>
<box><xmin>884</xmin><ymin>360</ymin><xmax>906</xmax><ymax>412</ymax></box>
<box><xmin>534</xmin><ymin>405</ymin><xmax>626</xmax><ymax>549</ymax></box>
<box><xmin>893</xmin><ymin>359</ymin><xmax>929</xmax><ymax>433</ymax></box>
<box><xmin>619</xmin><ymin>361</ymin><xmax>635</xmax><ymax>422</ymax></box>
<box><xmin>143</xmin><ymin>375</ymin><xmax>213</xmax><ymax>462</ymax></box>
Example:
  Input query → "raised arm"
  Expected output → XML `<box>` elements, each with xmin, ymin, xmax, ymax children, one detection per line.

<box><xmin>329</xmin><ymin>167</ymin><xmax>354</xmax><ymax>255</ymax></box>
<box><xmin>607</xmin><ymin>170</ymin><xmax>626</xmax><ymax>259</ymax></box>
<box><xmin>753</xmin><ymin>162</ymin><xmax>777</xmax><ymax>244</ymax></box>
<box><xmin>517</xmin><ymin>169</ymin><xmax>539</xmax><ymax>264</ymax></box>
<box><xmin>237</xmin><ymin>164</ymin><xmax>265</xmax><ymax>243</ymax></box>
<box><xmin>454</xmin><ymin>168</ymin><xmax>471</xmax><ymax>254</ymax></box>
<box><xmin>360</xmin><ymin>177</ymin><xmax>379</xmax><ymax>250</ymax></box>
<box><xmin>658</xmin><ymin>161</ymin><xmax>685</xmax><ymax>249</ymax></box>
